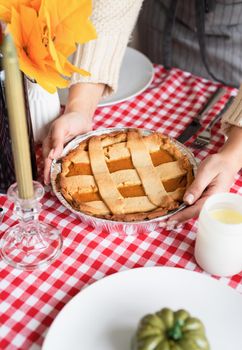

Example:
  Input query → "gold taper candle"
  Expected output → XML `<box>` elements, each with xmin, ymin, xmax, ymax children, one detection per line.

<box><xmin>2</xmin><ymin>34</ymin><xmax>34</xmax><ymax>199</ymax></box>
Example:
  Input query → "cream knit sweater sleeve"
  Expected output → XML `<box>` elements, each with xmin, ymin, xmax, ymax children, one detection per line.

<box><xmin>221</xmin><ymin>85</ymin><xmax>242</xmax><ymax>134</ymax></box>
<box><xmin>71</xmin><ymin>0</ymin><xmax>143</xmax><ymax>97</ymax></box>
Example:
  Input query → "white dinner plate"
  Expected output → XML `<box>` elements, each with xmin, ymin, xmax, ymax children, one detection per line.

<box><xmin>42</xmin><ymin>266</ymin><xmax>242</xmax><ymax>350</ymax></box>
<box><xmin>58</xmin><ymin>47</ymin><xmax>154</xmax><ymax>107</ymax></box>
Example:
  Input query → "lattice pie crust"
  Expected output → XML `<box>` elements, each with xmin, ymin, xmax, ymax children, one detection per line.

<box><xmin>59</xmin><ymin>130</ymin><xmax>194</xmax><ymax>221</ymax></box>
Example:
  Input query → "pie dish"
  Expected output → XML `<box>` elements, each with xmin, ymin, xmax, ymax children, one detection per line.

<box><xmin>58</xmin><ymin>129</ymin><xmax>194</xmax><ymax>222</ymax></box>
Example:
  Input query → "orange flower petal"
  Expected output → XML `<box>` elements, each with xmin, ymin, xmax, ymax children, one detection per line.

<box><xmin>4</xmin><ymin>0</ymin><xmax>96</xmax><ymax>92</ymax></box>
<box><xmin>35</xmin><ymin>65</ymin><xmax>69</xmax><ymax>92</ymax></box>
<box><xmin>64</xmin><ymin>60</ymin><xmax>90</xmax><ymax>77</ymax></box>
<box><xmin>39</xmin><ymin>0</ymin><xmax>96</xmax><ymax>47</ymax></box>
<box><xmin>30</xmin><ymin>0</ymin><xmax>41</xmax><ymax>11</ymax></box>
<box><xmin>8</xmin><ymin>6</ymin><xmax>47</xmax><ymax>71</ymax></box>
<box><xmin>0</xmin><ymin>0</ymin><xmax>32</xmax><ymax>23</ymax></box>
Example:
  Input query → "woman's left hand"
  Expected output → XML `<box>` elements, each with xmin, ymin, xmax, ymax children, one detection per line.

<box><xmin>166</xmin><ymin>152</ymin><xmax>239</xmax><ymax>227</ymax></box>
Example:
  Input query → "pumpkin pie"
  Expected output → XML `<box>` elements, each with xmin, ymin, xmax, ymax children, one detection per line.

<box><xmin>59</xmin><ymin>130</ymin><xmax>194</xmax><ymax>221</ymax></box>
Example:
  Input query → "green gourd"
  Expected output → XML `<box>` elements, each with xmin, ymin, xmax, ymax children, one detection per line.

<box><xmin>132</xmin><ymin>308</ymin><xmax>210</xmax><ymax>350</ymax></box>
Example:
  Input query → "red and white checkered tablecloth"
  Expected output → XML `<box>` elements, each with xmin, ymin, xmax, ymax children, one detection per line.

<box><xmin>1</xmin><ymin>65</ymin><xmax>242</xmax><ymax>350</ymax></box>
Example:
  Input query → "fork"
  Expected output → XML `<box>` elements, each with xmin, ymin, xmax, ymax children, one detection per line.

<box><xmin>191</xmin><ymin>96</ymin><xmax>235</xmax><ymax>148</ymax></box>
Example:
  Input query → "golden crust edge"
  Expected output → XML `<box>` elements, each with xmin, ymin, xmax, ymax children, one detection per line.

<box><xmin>57</xmin><ymin>130</ymin><xmax>195</xmax><ymax>221</ymax></box>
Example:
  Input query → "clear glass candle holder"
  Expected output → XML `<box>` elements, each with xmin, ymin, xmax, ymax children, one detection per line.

<box><xmin>0</xmin><ymin>181</ymin><xmax>62</xmax><ymax>270</ymax></box>
<box><xmin>195</xmin><ymin>193</ymin><xmax>242</xmax><ymax>277</ymax></box>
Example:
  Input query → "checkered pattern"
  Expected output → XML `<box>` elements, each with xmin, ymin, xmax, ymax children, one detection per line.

<box><xmin>1</xmin><ymin>65</ymin><xmax>242</xmax><ymax>350</ymax></box>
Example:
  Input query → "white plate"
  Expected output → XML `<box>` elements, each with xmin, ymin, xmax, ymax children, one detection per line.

<box><xmin>42</xmin><ymin>267</ymin><xmax>242</xmax><ymax>350</ymax></box>
<box><xmin>58</xmin><ymin>47</ymin><xmax>154</xmax><ymax>107</ymax></box>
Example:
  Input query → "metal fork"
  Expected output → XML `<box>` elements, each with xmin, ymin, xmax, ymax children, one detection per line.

<box><xmin>191</xmin><ymin>96</ymin><xmax>235</xmax><ymax>148</ymax></box>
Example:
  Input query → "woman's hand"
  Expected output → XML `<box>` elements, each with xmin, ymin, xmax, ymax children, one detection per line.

<box><xmin>42</xmin><ymin>111</ymin><xmax>92</xmax><ymax>185</ymax></box>
<box><xmin>42</xmin><ymin>82</ymin><xmax>105</xmax><ymax>184</ymax></box>
<box><xmin>167</xmin><ymin>126</ymin><xmax>242</xmax><ymax>227</ymax></box>
<box><xmin>167</xmin><ymin>153</ymin><xmax>239</xmax><ymax>226</ymax></box>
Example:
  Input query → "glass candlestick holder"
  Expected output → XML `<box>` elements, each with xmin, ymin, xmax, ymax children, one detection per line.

<box><xmin>0</xmin><ymin>181</ymin><xmax>62</xmax><ymax>270</ymax></box>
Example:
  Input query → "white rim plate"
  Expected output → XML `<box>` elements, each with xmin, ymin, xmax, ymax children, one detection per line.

<box><xmin>42</xmin><ymin>266</ymin><xmax>242</xmax><ymax>350</ymax></box>
<box><xmin>58</xmin><ymin>47</ymin><xmax>154</xmax><ymax>107</ymax></box>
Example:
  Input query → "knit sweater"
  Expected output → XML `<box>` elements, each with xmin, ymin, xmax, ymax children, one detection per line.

<box><xmin>220</xmin><ymin>85</ymin><xmax>242</xmax><ymax>134</ymax></box>
<box><xmin>71</xmin><ymin>0</ymin><xmax>143</xmax><ymax>96</ymax></box>
<box><xmin>70</xmin><ymin>0</ymin><xmax>242</xmax><ymax>132</ymax></box>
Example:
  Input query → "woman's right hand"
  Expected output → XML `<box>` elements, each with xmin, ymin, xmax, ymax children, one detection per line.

<box><xmin>42</xmin><ymin>82</ymin><xmax>106</xmax><ymax>185</ymax></box>
<box><xmin>42</xmin><ymin>111</ymin><xmax>92</xmax><ymax>185</ymax></box>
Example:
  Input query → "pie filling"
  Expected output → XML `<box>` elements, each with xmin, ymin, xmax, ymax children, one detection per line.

<box><xmin>59</xmin><ymin>130</ymin><xmax>194</xmax><ymax>221</ymax></box>
<box><xmin>71</xmin><ymin>176</ymin><xmax>186</xmax><ymax>203</ymax></box>
<box><xmin>66</xmin><ymin>149</ymin><xmax>174</xmax><ymax>177</ymax></box>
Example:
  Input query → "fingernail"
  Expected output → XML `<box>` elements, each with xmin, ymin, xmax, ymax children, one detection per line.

<box><xmin>52</xmin><ymin>148</ymin><xmax>59</xmax><ymax>158</ymax></box>
<box><xmin>48</xmin><ymin>149</ymin><xmax>55</xmax><ymax>159</ymax></box>
<box><xmin>166</xmin><ymin>220</ymin><xmax>178</xmax><ymax>230</ymax></box>
<box><xmin>158</xmin><ymin>221</ymin><xmax>167</xmax><ymax>228</ymax></box>
<box><xmin>184</xmin><ymin>193</ymin><xmax>195</xmax><ymax>205</ymax></box>
<box><xmin>166</xmin><ymin>220</ymin><xmax>183</xmax><ymax>231</ymax></box>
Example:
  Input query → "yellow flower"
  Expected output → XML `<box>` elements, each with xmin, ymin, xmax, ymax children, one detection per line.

<box><xmin>0</xmin><ymin>0</ymin><xmax>38</xmax><ymax>23</ymax></box>
<box><xmin>1</xmin><ymin>0</ymin><xmax>96</xmax><ymax>92</ymax></box>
